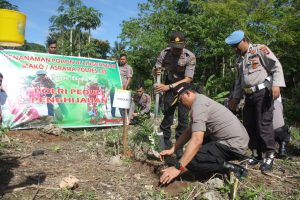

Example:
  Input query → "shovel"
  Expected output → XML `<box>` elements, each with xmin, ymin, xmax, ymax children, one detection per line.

<box><xmin>150</xmin><ymin>72</ymin><xmax>165</xmax><ymax>158</ymax></box>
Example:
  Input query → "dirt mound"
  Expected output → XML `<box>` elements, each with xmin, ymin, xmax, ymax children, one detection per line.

<box><xmin>7</xmin><ymin>130</ymin><xmax>70</xmax><ymax>143</ymax></box>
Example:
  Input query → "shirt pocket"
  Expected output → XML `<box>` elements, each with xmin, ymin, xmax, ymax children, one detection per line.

<box><xmin>178</xmin><ymin>60</ymin><xmax>186</xmax><ymax>72</ymax></box>
<box><xmin>248</xmin><ymin>58</ymin><xmax>263</xmax><ymax>73</ymax></box>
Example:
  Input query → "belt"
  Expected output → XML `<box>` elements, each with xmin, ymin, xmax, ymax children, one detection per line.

<box><xmin>244</xmin><ymin>76</ymin><xmax>272</xmax><ymax>95</ymax></box>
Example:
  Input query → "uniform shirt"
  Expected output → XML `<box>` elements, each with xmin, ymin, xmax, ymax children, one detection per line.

<box><xmin>128</xmin><ymin>93</ymin><xmax>151</xmax><ymax>119</ymax></box>
<box><xmin>154</xmin><ymin>47</ymin><xmax>196</xmax><ymax>83</ymax></box>
<box><xmin>233</xmin><ymin>44</ymin><xmax>285</xmax><ymax>99</ymax></box>
<box><xmin>119</xmin><ymin>63</ymin><xmax>133</xmax><ymax>88</ymax></box>
<box><xmin>191</xmin><ymin>94</ymin><xmax>249</xmax><ymax>154</ymax></box>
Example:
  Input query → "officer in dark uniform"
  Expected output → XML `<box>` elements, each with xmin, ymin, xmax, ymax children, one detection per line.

<box><xmin>153</xmin><ymin>32</ymin><xmax>196</xmax><ymax>159</ymax></box>
<box><xmin>225</xmin><ymin>30</ymin><xmax>285</xmax><ymax>172</ymax></box>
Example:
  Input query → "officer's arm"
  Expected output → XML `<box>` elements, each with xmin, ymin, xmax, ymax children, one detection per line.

<box><xmin>124</xmin><ymin>77</ymin><xmax>132</xmax><ymax>90</ymax></box>
<box><xmin>153</xmin><ymin>50</ymin><xmax>165</xmax><ymax>76</ymax></box>
<box><xmin>259</xmin><ymin>46</ymin><xmax>285</xmax><ymax>99</ymax></box>
<box><xmin>169</xmin><ymin>77</ymin><xmax>193</xmax><ymax>89</ymax></box>
<box><xmin>259</xmin><ymin>46</ymin><xmax>285</xmax><ymax>87</ymax></box>
<box><xmin>178</xmin><ymin>130</ymin><xmax>204</xmax><ymax>169</ymax></box>
<box><xmin>173</xmin><ymin>126</ymin><xmax>192</xmax><ymax>151</ymax></box>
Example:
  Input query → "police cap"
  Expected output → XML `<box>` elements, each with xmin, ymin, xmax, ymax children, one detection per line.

<box><xmin>225</xmin><ymin>30</ymin><xmax>245</xmax><ymax>45</ymax></box>
<box><xmin>169</xmin><ymin>32</ymin><xmax>185</xmax><ymax>48</ymax></box>
<box><xmin>171</xmin><ymin>82</ymin><xmax>193</xmax><ymax>106</ymax></box>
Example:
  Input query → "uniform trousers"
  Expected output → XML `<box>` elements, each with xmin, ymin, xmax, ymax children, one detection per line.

<box><xmin>243</xmin><ymin>88</ymin><xmax>275</xmax><ymax>153</ymax></box>
<box><xmin>186</xmin><ymin>142</ymin><xmax>242</xmax><ymax>174</ymax></box>
<box><xmin>160</xmin><ymin>90</ymin><xmax>189</xmax><ymax>149</ymax></box>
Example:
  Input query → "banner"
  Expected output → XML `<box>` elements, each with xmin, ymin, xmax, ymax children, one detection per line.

<box><xmin>0</xmin><ymin>50</ymin><xmax>123</xmax><ymax>129</ymax></box>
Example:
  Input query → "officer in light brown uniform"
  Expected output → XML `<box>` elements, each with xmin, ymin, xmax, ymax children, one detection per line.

<box><xmin>153</xmin><ymin>32</ymin><xmax>196</xmax><ymax>159</ymax></box>
<box><xmin>128</xmin><ymin>83</ymin><xmax>151</xmax><ymax>124</ymax></box>
<box><xmin>111</xmin><ymin>53</ymin><xmax>133</xmax><ymax>118</ymax></box>
<box><xmin>159</xmin><ymin>83</ymin><xmax>249</xmax><ymax>185</ymax></box>
<box><xmin>225</xmin><ymin>30</ymin><xmax>285</xmax><ymax>172</ymax></box>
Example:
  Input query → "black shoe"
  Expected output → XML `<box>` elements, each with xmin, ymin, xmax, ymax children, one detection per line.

<box><xmin>260</xmin><ymin>153</ymin><xmax>275</xmax><ymax>172</ymax></box>
<box><xmin>248</xmin><ymin>156</ymin><xmax>262</xmax><ymax>165</ymax></box>
<box><xmin>248</xmin><ymin>149</ymin><xmax>262</xmax><ymax>165</ymax></box>
<box><xmin>223</xmin><ymin>161</ymin><xmax>248</xmax><ymax>179</ymax></box>
<box><xmin>278</xmin><ymin>141</ymin><xmax>288</xmax><ymax>158</ymax></box>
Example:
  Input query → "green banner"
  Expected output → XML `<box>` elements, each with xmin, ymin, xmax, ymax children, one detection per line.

<box><xmin>0</xmin><ymin>50</ymin><xmax>123</xmax><ymax>129</ymax></box>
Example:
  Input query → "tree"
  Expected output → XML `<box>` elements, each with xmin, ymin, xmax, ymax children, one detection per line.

<box><xmin>49</xmin><ymin>0</ymin><xmax>103</xmax><ymax>57</ymax></box>
<box><xmin>0</xmin><ymin>0</ymin><xmax>18</xmax><ymax>10</ymax></box>
<box><xmin>119</xmin><ymin>0</ymin><xmax>300</xmax><ymax>124</ymax></box>
<box><xmin>111</xmin><ymin>41</ymin><xmax>126</xmax><ymax>60</ymax></box>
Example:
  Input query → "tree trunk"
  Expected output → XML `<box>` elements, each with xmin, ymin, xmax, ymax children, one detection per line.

<box><xmin>88</xmin><ymin>29</ymin><xmax>91</xmax><ymax>57</ymax></box>
<box><xmin>222</xmin><ymin>56</ymin><xmax>225</xmax><ymax>77</ymax></box>
<box><xmin>78</xmin><ymin>31</ymin><xmax>81</xmax><ymax>57</ymax></box>
<box><xmin>70</xmin><ymin>29</ymin><xmax>73</xmax><ymax>56</ymax></box>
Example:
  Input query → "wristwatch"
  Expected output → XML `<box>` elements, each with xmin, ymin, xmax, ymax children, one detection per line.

<box><xmin>169</xmin><ymin>84</ymin><xmax>174</xmax><ymax>89</ymax></box>
<box><xmin>174</xmin><ymin>162</ymin><xmax>185</xmax><ymax>172</ymax></box>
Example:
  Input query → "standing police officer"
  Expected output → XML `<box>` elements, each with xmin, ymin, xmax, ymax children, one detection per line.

<box><xmin>153</xmin><ymin>32</ymin><xmax>196</xmax><ymax>159</ymax></box>
<box><xmin>225</xmin><ymin>30</ymin><xmax>285</xmax><ymax>172</ymax></box>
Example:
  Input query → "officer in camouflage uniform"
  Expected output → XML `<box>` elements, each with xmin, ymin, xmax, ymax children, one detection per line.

<box><xmin>225</xmin><ymin>30</ymin><xmax>285</xmax><ymax>172</ymax></box>
<box><xmin>128</xmin><ymin>83</ymin><xmax>151</xmax><ymax>125</ymax></box>
<box><xmin>153</xmin><ymin>32</ymin><xmax>196</xmax><ymax>159</ymax></box>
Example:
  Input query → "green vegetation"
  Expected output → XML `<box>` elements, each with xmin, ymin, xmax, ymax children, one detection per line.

<box><xmin>119</xmin><ymin>0</ymin><xmax>299</xmax><ymax>125</ymax></box>
<box><xmin>48</xmin><ymin>0</ymin><xmax>108</xmax><ymax>58</ymax></box>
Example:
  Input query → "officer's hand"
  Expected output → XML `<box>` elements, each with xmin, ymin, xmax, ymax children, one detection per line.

<box><xmin>160</xmin><ymin>167</ymin><xmax>181</xmax><ymax>185</ymax></box>
<box><xmin>155</xmin><ymin>83</ymin><xmax>169</xmax><ymax>93</ymax></box>
<box><xmin>228</xmin><ymin>98</ymin><xmax>238</xmax><ymax>111</ymax></box>
<box><xmin>159</xmin><ymin>146</ymin><xmax>175</xmax><ymax>161</ymax></box>
<box><xmin>272</xmin><ymin>86</ymin><xmax>280</xmax><ymax>100</ymax></box>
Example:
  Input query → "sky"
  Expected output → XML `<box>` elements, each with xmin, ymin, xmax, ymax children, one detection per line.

<box><xmin>9</xmin><ymin>0</ymin><xmax>147</xmax><ymax>46</ymax></box>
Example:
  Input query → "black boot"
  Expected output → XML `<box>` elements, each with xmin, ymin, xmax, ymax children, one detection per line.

<box><xmin>260</xmin><ymin>152</ymin><xmax>274</xmax><ymax>172</ymax></box>
<box><xmin>279</xmin><ymin>141</ymin><xmax>288</xmax><ymax>158</ymax></box>
<box><xmin>223</xmin><ymin>161</ymin><xmax>248</xmax><ymax>179</ymax></box>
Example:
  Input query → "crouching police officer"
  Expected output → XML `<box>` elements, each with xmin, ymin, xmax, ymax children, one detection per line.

<box><xmin>225</xmin><ymin>30</ymin><xmax>286</xmax><ymax>172</ymax></box>
<box><xmin>153</xmin><ymin>32</ymin><xmax>196</xmax><ymax>159</ymax></box>
<box><xmin>128</xmin><ymin>83</ymin><xmax>151</xmax><ymax>125</ymax></box>
<box><xmin>159</xmin><ymin>83</ymin><xmax>249</xmax><ymax>185</ymax></box>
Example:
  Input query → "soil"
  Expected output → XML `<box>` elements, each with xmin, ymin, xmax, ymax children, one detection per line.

<box><xmin>0</xmin><ymin>128</ymin><xmax>299</xmax><ymax>200</ymax></box>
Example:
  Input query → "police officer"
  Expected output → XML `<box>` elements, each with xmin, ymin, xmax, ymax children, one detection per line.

<box><xmin>128</xmin><ymin>83</ymin><xmax>151</xmax><ymax>125</ymax></box>
<box><xmin>111</xmin><ymin>53</ymin><xmax>133</xmax><ymax>118</ymax></box>
<box><xmin>159</xmin><ymin>83</ymin><xmax>249</xmax><ymax>184</ymax></box>
<box><xmin>225</xmin><ymin>30</ymin><xmax>285</xmax><ymax>172</ymax></box>
<box><xmin>153</xmin><ymin>32</ymin><xmax>196</xmax><ymax>159</ymax></box>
